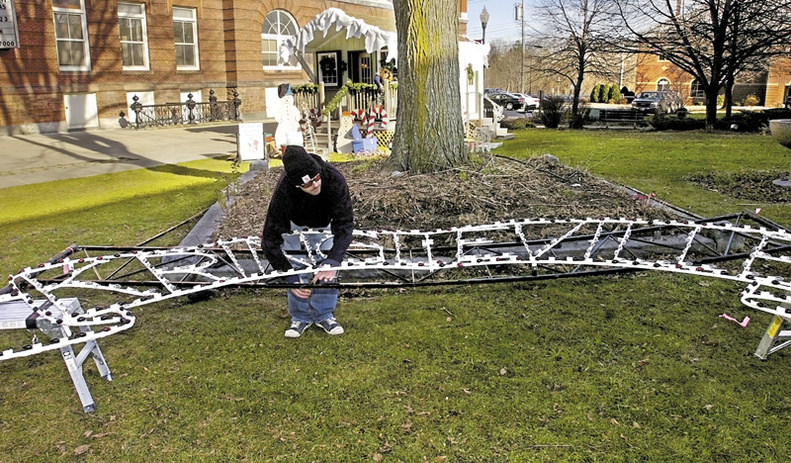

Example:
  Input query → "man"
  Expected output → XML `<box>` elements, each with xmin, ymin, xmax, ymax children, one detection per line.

<box><xmin>262</xmin><ymin>145</ymin><xmax>354</xmax><ymax>338</ymax></box>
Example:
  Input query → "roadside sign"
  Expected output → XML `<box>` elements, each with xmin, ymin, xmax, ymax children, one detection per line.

<box><xmin>238</xmin><ymin>122</ymin><xmax>265</xmax><ymax>161</ymax></box>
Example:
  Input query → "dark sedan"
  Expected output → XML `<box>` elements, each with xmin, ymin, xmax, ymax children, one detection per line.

<box><xmin>631</xmin><ymin>91</ymin><xmax>683</xmax><ymax>114</ymax></box>
<box><xmin>487</xmin><ymin>92</ymin><xmax>525</xmax><ymax>111</ymax></box>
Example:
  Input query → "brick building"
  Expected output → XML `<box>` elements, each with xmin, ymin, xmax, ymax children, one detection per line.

<box><xmin>0</xmin><ymin>0</ymin><xmax>477</xmax><ymax>135</ymax></box>
<box><xmin>634</xmin><ymin>52</ymin><xmax>777</xmax><ymax>107</ymax></box>
<box><xmin>766</xmin><ymin>57</ymin><xmax>791</xmax><ymax>108</ymax></box>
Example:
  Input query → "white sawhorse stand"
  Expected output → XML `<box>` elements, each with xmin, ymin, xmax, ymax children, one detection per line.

<box><xmin>0</xmin><ymin>298</ymin><xmax>111</xmax><ymax>412</ymax></box>
<box><xmin>755</xmin><ymin>312</ymin><xmax>791</xmax><ymax>360</ymax></box>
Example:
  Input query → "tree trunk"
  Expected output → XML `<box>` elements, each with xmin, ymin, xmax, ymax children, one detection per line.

<box><xmin>705</xmin><ymin>86</ymin><xmax>719</xmax><ymax>129</ymax></box>
<box><xmin>569</xmin><ymin>54</ymin><xmax>586</xmax><ymax>128</ymax></box>
<box><xmin>704</xmin><ymin>66</ymin><xmax>722</xmax><ymax>129</ymax></box>
<box><xmin>389</xmin><ymin>0</ymin><xmax>469</xmax><ymax>173</ymax></box>
<box><xmin>724</xmin><ymin>71</ymin><xmax>734</xmax><ymax>118</ymax></box>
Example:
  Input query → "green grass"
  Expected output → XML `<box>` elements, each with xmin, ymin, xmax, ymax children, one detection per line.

<box><xmin>1</xmin><ymin>279</ymin><xmax>787</xmax><ymax>462</ymax></box>
<box><xmin>496</xmin><ymin>129</ymin><xmax>791</xmax><ymax>225</ymax></box>
<box><xmin>0</xmin><ymin>158</ymin><xmax>241</xmax><ymax>276</ymax></box>
<box><xmin>1</xmin><ymin>133</ymin><xmax>791</xmax><ymax>462</ymax></box>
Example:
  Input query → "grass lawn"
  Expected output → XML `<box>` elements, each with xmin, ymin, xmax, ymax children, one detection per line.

<box><xmin>1</xmin><ymin>132</ymin><xmax>790</xmax><ymax>462</ymax></box>
<box><xmin>496</xmin><ymin>129</ymin><xmax>791</xmax><ymax>226</ymax></box>
<box><xmin>0</xmin><ymin>158</ymin><xmax>242</xmax><ymax>277</ymax></box>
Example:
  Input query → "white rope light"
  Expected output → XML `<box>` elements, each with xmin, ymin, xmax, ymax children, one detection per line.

<box><xmin>2</xmin><ymin>217</ymin><xmax>791</xmax><ymax>363</ymax></box>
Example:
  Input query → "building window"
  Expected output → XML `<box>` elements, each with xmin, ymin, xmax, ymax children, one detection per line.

<box><xmin>690</xmin><ymin>79</ymin><xmax>704</xmax><ymax>98</ymax></box>
<box><xmin>52</xmin><ymin>0</ymin><xmax>90</xmax><ymax>71</ymax></box>
<box><xmin>261</xmin><ymin>10</ymin><xmax>298</xmax><ymax>69</ymax></box>
<box><xmin>657</xmin><ymin>78</ymin><xmax>670</xmax><ymax>91</ymax></box>
<box><xmin>118</xmin><ymin>3</ymin><xmax>149</xmax><ymax>70</ymax></box>
<box><xmin>173</xmin><ymin>7</ymin><xmax>199</xmax><ymax>70</ymax></box>
<box><xmin>317</xmin><ymin>51</ymin><xmax>340</xmax><ymax>87</ymax></box>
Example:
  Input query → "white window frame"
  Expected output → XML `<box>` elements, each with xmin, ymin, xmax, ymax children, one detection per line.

<box><xmin>118</xmin><ymin>2</ymin><xmax>150</xmax><ymax>71</ymax></box>
<box><xmin>52</xmin><ymin>0</ymin><xmax>91</xmax><ymax>71</ymax></box>
<box><xmin>173</xmin><ymin>6</ymin><xmax>199</xmax><ymax>71</ymax></box>
<box><xmin>261</xmin><ymin>10</ymin><xmax>299</xmax><ymax>70</ymax></box>
<box><xmin>690</xmin><ymin>79</ymin><xmax>705</xmax><ymax>98</ymax></box>
<box><xmin>317</xmin><ymin>51</ymin><xmax>340</xmax><ymax>88</ymax></box>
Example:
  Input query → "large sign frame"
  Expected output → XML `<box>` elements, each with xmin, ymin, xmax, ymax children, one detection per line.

<box><xmin>0</xmin><ymin>0</ymin><xmax>20</xmax><ymax>49</ymax></box>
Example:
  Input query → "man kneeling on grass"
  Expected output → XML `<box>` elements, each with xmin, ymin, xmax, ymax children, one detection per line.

<box><xmin>261</xmin><ymin>145</ymin><xmax>354</xmax><ymax>338</ymax></box>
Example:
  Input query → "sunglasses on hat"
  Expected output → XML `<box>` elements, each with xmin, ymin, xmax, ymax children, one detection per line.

<box><xmin>297</xmin><ymin>173</ymin><xmax>321</xmax><ymax>189</ymax></box>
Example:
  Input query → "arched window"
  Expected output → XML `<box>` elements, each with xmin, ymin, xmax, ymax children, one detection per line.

<box><xmin>262</xmin><ymin>10</ymin><xmax>298</xmax><ymax>69</ymax></box>
<box><xmin>657</xmin><ymin>78</ymin><xmax>670</xmax><ymax>91</ymax></box>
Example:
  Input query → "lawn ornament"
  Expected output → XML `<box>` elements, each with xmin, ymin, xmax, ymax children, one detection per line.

<box><xmin>274</xmin><ymin>84</ymin><xmax>303</xmax><ymax>151</ymax></box>
<box><xmin>336</xmin><ymin>111</ymin><xmax>355</xmax><ymax>153</ymax></box>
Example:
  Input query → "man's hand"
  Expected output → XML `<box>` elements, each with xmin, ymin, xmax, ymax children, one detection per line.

<box><xmin>313</xmin><ymin>269</ymin><xmax>337</xmax><ymax>284</ymax></box>
<box><xmin>289</xmin><ymin>269</ymin><xmax>336</xmax><ymax>298</ymax></box>
<box><xmin>291</xmin><ymin>287</ymin><xmax>312</xmax><ymax>299</ymax></box>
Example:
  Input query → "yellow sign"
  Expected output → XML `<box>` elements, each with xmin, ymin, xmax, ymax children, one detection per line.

<box><xmin>767</xmin><ymin>316</ymin><xmax>784</xmax><ymax>338</ymax></box>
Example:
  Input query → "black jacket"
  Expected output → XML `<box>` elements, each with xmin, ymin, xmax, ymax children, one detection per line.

<box><xmin>261</xmin><ymin>154</ymin><xmax>354</xmax><ymax>272</ymax></box>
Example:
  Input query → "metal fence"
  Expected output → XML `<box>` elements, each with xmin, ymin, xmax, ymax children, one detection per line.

<box><xmin>129</xmin><ymin>90</ymin><xmax>241</xmax><ymax>129</ymax></box>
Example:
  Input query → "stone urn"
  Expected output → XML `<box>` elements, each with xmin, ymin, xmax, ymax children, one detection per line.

<box><xmin>769</xmin><ymin>119</ymin><xmax>791</xmax><ymax>187</ymax></box>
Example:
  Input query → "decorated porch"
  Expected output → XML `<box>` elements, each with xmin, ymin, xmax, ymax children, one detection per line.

<box><xmin>274</xmin><ymin>8</ymin><xmax>502</xmax><ymax>157</ymax></box>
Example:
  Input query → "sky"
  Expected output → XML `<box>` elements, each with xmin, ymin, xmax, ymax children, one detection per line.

<box><xmin>466</xmin><ymin>0</ymin><xmax>534</xmax><ymax>46</ymax></box>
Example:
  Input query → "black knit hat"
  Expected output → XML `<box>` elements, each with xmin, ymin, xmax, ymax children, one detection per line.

<box><xmin>282</xmin><ymin>145</ymin><xmax>320</xmax><ymax>186</ymax></box>
<box><xmin>277</xmin><ymin>83</ymin><xmax>292</xmax><ymax>99</ymax></box>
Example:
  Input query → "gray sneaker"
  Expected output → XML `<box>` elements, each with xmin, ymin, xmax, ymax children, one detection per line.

<box><xmin>317</xmin><ymin>317</ymin><xmax>344</xmax><ymax>335</ymax></box>
<box><xmin>285</xmin><ymin>321</ymin><xmax>311</xmax><ymax>338</ymax></box>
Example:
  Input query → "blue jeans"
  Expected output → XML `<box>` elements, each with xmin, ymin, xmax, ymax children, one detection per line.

<box><xmin>287</xmin><ymin>273</ymin><xmax>338</xmax><ymax>323</ymax></box>
<box><xmin>284</xmin><ymin>223</ymin><xmax>338</xmax><ymax>323</ymax></box>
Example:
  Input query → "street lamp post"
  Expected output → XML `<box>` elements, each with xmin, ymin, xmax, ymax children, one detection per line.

<box><xmin>516</xmin><ymin>0</ymin><xmax>525</xmax><ymax>93</ymax></box>
<box><xmin>480</xmin><ymin>7</ymin><xmax>489</xmax><ymax>44</ymax></box>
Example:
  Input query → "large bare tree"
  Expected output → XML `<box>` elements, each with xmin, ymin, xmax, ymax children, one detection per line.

<box><xmin>613</xmin><ymin>0</ymin><xmax>791</xmax><ymax>128</ymax></box>
<box><xmin>389</xmin><ymin>0</ymin><xmax>468</xmax><ymax>173</ymax></box>
<box><xmin>531</xmin><ymin>0</ymin><xmax>616</xmax><ymax>125</ymax></box>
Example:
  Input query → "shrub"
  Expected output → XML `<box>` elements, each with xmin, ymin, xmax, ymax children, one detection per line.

<box><xmin>601</xmin><ymin>84</ymin><xmax>611</xmax><ymax>104</ymax></box>
<box><xmin>590</xmin><ymin>84</ymin><xmax>601</xmax><ymax>103</ymax></box>
<box><xmin>610</xmin><ymin>85</ymin><xmax>622</xmax><ymax>104</ymax></box>
<box><xmin>500</xmin><ymin>118</ymin><xmax>532</xmax><ymax>130</ymax></box>
<box><xmin>715</xmin><ymin>109</ymin><xmax>791</xmax><ymax>132</ymax></box>
<box><xmin>540</xmin><ymin>96</ymin><xmax>567</xmax><ymax>129</ymax></box>
<box><xmin>743</xmin><ymin>94</ymin><xmax>760</xmax><ymax>106</ymax></box>
<box><xmin>647</xmin><ymin>114</ymin><xmax>706</xmax><ymax>131</ymax></box>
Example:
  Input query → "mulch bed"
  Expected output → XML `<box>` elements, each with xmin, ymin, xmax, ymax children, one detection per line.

<box><xmin>686</xmin><ymin>170</ymin><xmax>791</xmax><ymax>203</ymax></box>
<box><xmin>215</xmin><ymin>155</ymin><xmax>678</xmax><ymax>240</ymax></box>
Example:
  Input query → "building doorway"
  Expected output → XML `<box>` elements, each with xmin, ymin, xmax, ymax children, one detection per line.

<box><xmin>64</xmin><ymin>93</ymin><xmax>100</xmax><ymax>130</ymax></box>
<box><xmin>347</xmin><ymin>51</ymin><xmax>373</xmax><ymax>84</ymax></box>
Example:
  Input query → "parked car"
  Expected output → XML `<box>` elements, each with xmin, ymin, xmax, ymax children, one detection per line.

<box><xmin>515</xmin><ymin>93</ymin><xmax>541</xmax><ymax>110</ymax></box>
<box><xmin>487</xmin><ymin>92</ymin><xmax>525</xmax><ymax>111</ymax></box>
<box><xmin>484</xmin><ymin>88</ymin><xmax>504</xmax><ymax>95</ymax></box>
<box><xmin>631</xmin><ymin>91</ymin><xmax>683</xmax><ymax>114</ymax></box>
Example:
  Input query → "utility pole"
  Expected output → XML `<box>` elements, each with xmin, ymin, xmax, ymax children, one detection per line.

<box><xmin>516</xmin><ymin>0</ymin><xmax>526</xmax><ymax>93</ymax></box>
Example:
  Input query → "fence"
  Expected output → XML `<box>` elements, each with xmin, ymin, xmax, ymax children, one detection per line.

<box><xmin>129</xmin><ymin>90</ymin><xmax>241</xmax><ymax>129</ymax></box>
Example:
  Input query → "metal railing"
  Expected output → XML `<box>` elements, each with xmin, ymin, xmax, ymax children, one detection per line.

<box><xmin>129</xmin><ymin>90</ymin><xmax>241</xmax><ymax>129</ymax></box>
